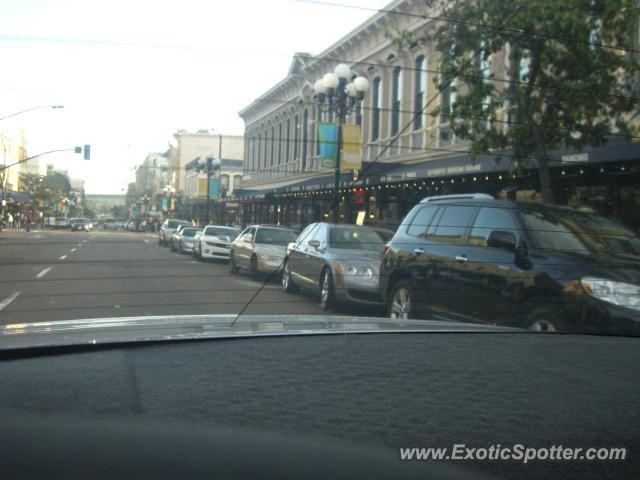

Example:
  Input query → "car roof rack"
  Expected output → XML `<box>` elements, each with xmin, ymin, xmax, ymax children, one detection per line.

<box><xmin>419</xmin><ymin>193</ymin><xmax>494</xmax><ymax>204</ymax></box>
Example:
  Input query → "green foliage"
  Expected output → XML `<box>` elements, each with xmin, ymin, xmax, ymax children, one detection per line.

<box><xmin>422</xmin><ymin>0</ymin><xmax>639</xmax><ymax>202</ymax></box>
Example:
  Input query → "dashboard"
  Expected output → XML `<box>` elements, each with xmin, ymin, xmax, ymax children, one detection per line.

<box><xmin>1</xmin><ymin>332</ymin><xmax>638</xmax><ymax>479</ymax></box>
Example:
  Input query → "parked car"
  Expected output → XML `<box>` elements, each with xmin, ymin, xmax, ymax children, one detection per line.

<box><xmin>175</xmin><ymin>227</ymin><xmax>202</xmax><ymax>254</ymax></box>
<box><xmin>380</xmin><ymin>193</ymin><xmax>640</xmax><ymax>335</ymax></box>
<box><xmin>229</xmin><ymin>225</ymin><xmax>298</xmax><ymax>277</ymax></box>
<box><xmin>194</xmin><ymin>225</ymin><xmax>241</xmax><ymax>261</ymax></box>
<box><xmin>282</xmin><ymin>223</ymin><xmax>393</xmax><ymax>311</ymax></box>
<box><xmin>158</xmin><ymin>218</ymin><xmax>190</xmax><ymax>246</ymax></box>
<box><xmin>170</xmin><ymin>224</ymin><xmax>191</xmax><ymax>252</ymax></box>
<box><xmin>52</xmin><ymin>216</ymin><xmax>68</xmax><ymax>229</ymax></box>
<box><xmin>69</xmin><ymin>218</ymin><xmax>93</xmax><ymax>232</ymax></box>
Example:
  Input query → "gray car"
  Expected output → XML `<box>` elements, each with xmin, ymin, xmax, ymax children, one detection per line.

<box><xmin>282</xmin><ymin>223</ymin><xmax>392</xmax><ymax>311</ymax></box>
<box><xmin>229</xmin><ymin>225</ymin><xmax>298</xmax><ymax>277</ymax></box>
<box><xmin>175</xmin><ymin>227</ymin><xmax>201</xmax><ymax>254</ymax></box>
<box><xmin>159</xmin><ymin>218</ymin><xmax>190</xmax><ymax>246</ymax></box>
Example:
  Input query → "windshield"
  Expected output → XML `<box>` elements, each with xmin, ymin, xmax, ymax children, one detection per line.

<box><xmin>204</xmin><ymin>227</ymin><xmax>240</xmax><ymax>239</ymax></box>
<box><xmin>181</xmin><ymin>228</ymin><xmax>199</xmax><ymax>238</ymax></box>
<box><xmin>329</xmin><ymin>227</ymin><xmax>386</xmax><ymax>251</ymax></box>
<box><xmin>255</xmin><ymin>228</ymin><xmax>298</xmax><ymax>245</ymax></box>
<box><xmin>520</xmin><ymin>206</ymin><xmax>640</xmax><ymax>255</ymax></box>
<box><xmin>0</xmin><ymin>0</ymin><xmax>639</xmax><ymax>343</ymax></box>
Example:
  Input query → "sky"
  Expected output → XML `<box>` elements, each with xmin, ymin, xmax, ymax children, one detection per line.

<box><xmin>0</xmin><ymin>0</ymin><xmax>389</xmax><ymax>194</ymax></box>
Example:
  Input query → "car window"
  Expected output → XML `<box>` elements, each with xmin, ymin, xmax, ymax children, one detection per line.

<box><xmin>181</xmin><ymin>228</ymin><xmax>199</xmax><ymax>237</ymax></box>
<box><xmin>309</xmin><ymin>224</ymin><xmax>326</xmax><ymax>244</ymax></box>
<box><xmin>469</xmin><ymin>207</ymin><xmax>518</xmax><ymax>247</ymax></box>
<box><xmin>329</xmin><ymin>227</ymin><xmax>385</xmax><ymax>251</ymax></box>
<box><xmin>406</xmin><ymin>206</ymin><xmax>439</xmax><ymax>238</ymax></box>
<box><xmin>297</xmin><ymin>224</ymin><xmax>316</xmax><ymax>245</ymax></box>
<box><xmin>255</xmin><ymin>228</ymin><xmax>297</xmax><ymax>245</ymax></box>
<box><xmin>428</xmin><ymin>206</ymin><xmax>476</xmax><ymax>243</ymax></box>
<box><xmin>204</xmin><ymin>227</ymin><xmax>240</xmax><ymax>239</ymax></box>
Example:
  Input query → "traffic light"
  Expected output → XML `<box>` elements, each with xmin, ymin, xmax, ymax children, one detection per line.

<box><xmin>83</xmin><ymin>145</ymin><xmax>91</xmax><ymax>160</ymax></box>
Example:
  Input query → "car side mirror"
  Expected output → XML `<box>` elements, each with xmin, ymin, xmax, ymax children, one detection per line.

<box><xmin>243</xmin><ymin>233</ymin><xmax>253</xmax><ymax>242</ymax></box>
<box><xmin>308</xmin><ymin>239</ymin><xmax>321</xmax><ymax>250</ymax></box>
<box><xmin>287</xmin><ymin>242</ymin><xmax>296</xmax><ymax>254</ymax></box>
<box><xmin>486</xmin><ymin>230</ymin><xmax>517</xmax><ymax>252</ymax></box>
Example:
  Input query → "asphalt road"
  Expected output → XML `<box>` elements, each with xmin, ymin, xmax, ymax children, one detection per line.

<box><xmin>0</xmin><ymin>229</ymin><xmax>352</xmax><ymax>324</ymax></box>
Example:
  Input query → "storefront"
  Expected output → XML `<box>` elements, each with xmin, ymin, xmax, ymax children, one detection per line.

<box><xmin>234</xmin><ymin>141</ymin><xmax>640</xmax><ymax>231</ymax></box>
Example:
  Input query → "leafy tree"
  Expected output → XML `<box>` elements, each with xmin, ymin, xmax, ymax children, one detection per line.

<box><xmin>422</xmin><ymin>0</ymin><xmax>640</xmax><ymax>203</ymax></box>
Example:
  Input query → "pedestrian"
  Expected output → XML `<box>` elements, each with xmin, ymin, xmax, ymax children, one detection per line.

<box><xmin>26</xmin><ymin>211</ymin><xmax>33</xmax><ymax>232</ymax></box>
<box><xmin>7</xmin><ymin>212</ymin><xmax>13</xmax><ymax>229</ymax></box>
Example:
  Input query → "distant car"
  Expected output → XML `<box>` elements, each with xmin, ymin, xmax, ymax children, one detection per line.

<box><xmin>53</xmin><ymin>217</ymin><xmax>68</xmax><ymax>230</ymax></box>
<box><xmin>194</xmin><ymin>225</ymin><xmax>241</xmax><ymax>261</ymax></box>
<box><xmin>69</xmin><ymin>218</ymin><xmax>93</xmax><ymax>232</ymax></box>
<box><xmin>159</xmin><ymin>219</ymin><xmax>190</xmax><ymax>246</ymax></box>
<box><xmin>170</xmin><ymin>224</ymin><xmax>191</xmax><ymax>252</ymax></box>
<box><xmin>229</xmin><ymin>225</ymin><xmax>298</xmax><ymax>277</ymax></box>
<box><xmin>175</xmin><ymin>227</ymin><xmax>202</xmax><ymax>254</ymax></box>
<box><xmin>282</xmin><ymin>223</ymin><xmax>391</xmax><ymax>311</ymax></box>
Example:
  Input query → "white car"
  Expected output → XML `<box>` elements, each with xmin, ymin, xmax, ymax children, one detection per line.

<box><xmin>194</xmin><ymin>225</ymin><xmax>241</xmax><ymax>261</ymax></box>
<box><xmin>229</xmin><ymin>225</ymin><xmax>298</xmax><ymax>277</ymax></box>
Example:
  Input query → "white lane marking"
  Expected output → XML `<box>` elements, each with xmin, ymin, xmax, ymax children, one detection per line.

<box><xmin>59</xmin><ymin>255</ymin><xmax>67</xmax><ymax>260</ymax></box>
<box><xmin>36</xmin><ymin>267</ymin><xmax>53</xmax><ymax>279</ymax></box>
<box><xmin>144</xmin><ymin>239</ymin><xmax>149</xmax><ymax>243</ymax></box>
<box><xmin>77</xmin><ymin>243</ymin><xmax>83</xmax><ymax>247</ymax></box>
<box><xmin>70</xmin><ymin>248</ymin><xmax>76</xmax><ymax>252</ymax></box>
<box><xmin>0</xmin><ymin>292</ymin><xmax>20</xmax><ymax>312</ymax></box>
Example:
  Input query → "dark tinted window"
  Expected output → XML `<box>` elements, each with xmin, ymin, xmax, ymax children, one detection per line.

<box><xmin>520</xmin><ymin>207</ymin><xmax>640</xmax><ymax>254</ymax></box>
<box><xmin>469</xmin><ymin>207</ymin><xmax>517</xmax><ymax>246</ymax></box>
<box><xmin>406</xmin><ymin>206</ymin><xmax>438</xmax><ymax>238</ymax></box>
<box><xmin>255</xmin><ymin>228</ymin><xmax>298</xmax><ymax>245</ymax></box>
<box><xmin>430</xmin><ymin>206</ymin><xmax>475</xmax><ymax>243</ymax></box>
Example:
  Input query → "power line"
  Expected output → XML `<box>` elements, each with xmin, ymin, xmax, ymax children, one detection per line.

<box><xmin>292</xmin><ymin>0</ymin><xmax>640</xmax><ymax>55</ymax></box>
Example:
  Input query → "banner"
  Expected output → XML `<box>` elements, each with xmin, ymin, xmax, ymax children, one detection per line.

<box><xmin>342</xmin><ymin>123</ymin><xmax>362</xmax><ymax>170</ymax></box>
<box><xmin>209</xmin><ymin>178</ymin><xmax>221</xmax><ymax>199</ymax></box>
<box><xmin>318</xmin><ymin>122</ymin><xmax>338</xmax><ymax>169</ymax></box>
<box><xmin>162</xmin><ymin>198</ymin><xmax>169</xmax><ymax>210</ymax></box>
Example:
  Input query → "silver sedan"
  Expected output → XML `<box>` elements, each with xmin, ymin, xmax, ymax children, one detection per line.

<box><xmin>229</xmin><ymin>225</ymin><xmax>298</xmax><ymax>277</ymax></box>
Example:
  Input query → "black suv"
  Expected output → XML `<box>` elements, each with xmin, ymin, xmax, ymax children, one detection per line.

<box><xmin>380</xmin><ymin>194</ymin><xmax>640</xmax><ymax>335</ymax></box>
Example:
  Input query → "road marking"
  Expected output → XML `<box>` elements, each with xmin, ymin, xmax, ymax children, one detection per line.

<box><xmin>77</xmin><ymin>243</ymin><xmax>83</xmax><ymax>247</ymax></box>
<box><xmin>59</xmin><ymin>255</ymin><xmax>67</xmax><ymax>260</ymax></box>
<box><xmin>70</xmin><ymin>248</ymin><xmax>76</xmax><ymax>252</ymax></box>
<box><xmin>36</xmin><ymin>267</ymin><xmax>53</xmax><ymax>279</ymax></box>
<box><xmin>0</xmin><ymin>292</ymin><xmax>20</xmax><ymax>312</ymax></box>
<box><xmin>144</xmin><ymin>239</ymin><xmax>149</xmax><ymax>243</ymax></box>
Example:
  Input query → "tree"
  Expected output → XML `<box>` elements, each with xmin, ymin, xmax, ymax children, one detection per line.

<box><xmin>422</xmin><ymin>0</ymin><xmax>639</xmax><ymax>203</ymax></box>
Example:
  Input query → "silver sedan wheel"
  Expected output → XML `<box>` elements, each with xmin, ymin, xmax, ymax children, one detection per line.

<box><xmin>390</xmin><ymin>287</ymin><xmax>411</xmax><ymax>320</ymax></box>
<box><xmin>282</xmin><ymin>265</ymin><xmax>290</xmax><ymax>290</ymax></box>
<box><xmin>320</xmin><ymin>275</ymin><xmax>329</xmax><ymax>308</ymax></box>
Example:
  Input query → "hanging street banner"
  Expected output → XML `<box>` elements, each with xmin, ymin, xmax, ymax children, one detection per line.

<box><xmin>209</xmin><ymin>178</ymin><xmax>221</xmax><ymax>199</ymax></box>
<box><xmin>318</xmin><ymin>122</ymin><xmax>338</xmax><ymax>169</ymax></box>
<box><xmin>342</xmin><ymin>123</ymin><xmax>362</xmax><ymax>170</ymax></box>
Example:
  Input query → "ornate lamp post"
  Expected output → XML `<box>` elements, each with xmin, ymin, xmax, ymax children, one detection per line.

<box><xmin>313</xmin><ymin>64</ymin><xmax>369</xmax><ymax>223</ymax></box>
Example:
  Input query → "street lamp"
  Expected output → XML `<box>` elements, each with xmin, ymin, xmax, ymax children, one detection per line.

<box><xmin>313</xmin><ymin>64</ymin><xmax>369</xmax><ymax>223</ymax></box>
<box><xmin>0</xmin><ymin>105</ymin><xmax>64</xmax><ymax>122</ymax></box>
<box><xmin>197</xmin><ymin>154</ymin><xmax>221</xmax><ymax>224</ymax></box>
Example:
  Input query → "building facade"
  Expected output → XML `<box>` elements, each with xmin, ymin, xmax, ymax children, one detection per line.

<box><xmin>237</xmin><ymin>0</ymin><xmax>640</xmax><ymax>230</ymax></box>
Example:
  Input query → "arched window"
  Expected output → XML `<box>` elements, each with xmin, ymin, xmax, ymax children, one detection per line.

<box><xmin>371</xmin><ymin>77</ymin><xmax>381</xmax><ymax>141</ymax></box>
<box><xmin>414</xmin><ymin>56</ymin><xmax>426</xmax><ymax>130</ymax></box>
<box><xmin>233</xmin><ymin>175</ymin><xmax>241</xmax><ymax>190</ymax></box>
<box><xmin>277</xmin><ymin>122</ymin><xmax>283</xmax><ymax>165</ymax></box>
<box><xmin>220</xmin><ymin>174</ymin><xmax>230</xmax><ymax>192</ymax></box>
<box><xmin>270</xmin><ymin>126</ymin><xmax>275</xmax><ymax>166</ymax></box>
<box><xmin>294</xmin><ymin>115</ymin><xmax>299</xmax><ymax>159</ymax></box>
<box><xmin>285</xmin><ymin>118</ymin><xmax>291</xmax><ymax>162</ymax></box>
<box><xmin>391</xmin><ymin>67</ymin><xmax>402</xmax><ymax>135</ymax></box>
<box><xmin>302</xmin><ymin>109</ymin><xmax>309</xmax><ymax>171</ymax></box>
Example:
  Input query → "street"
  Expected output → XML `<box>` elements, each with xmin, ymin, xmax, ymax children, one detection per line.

<box><xmin>0</xmin><ymin>229</ymin><xmax>336</xmax><ymax>324</ymax></box>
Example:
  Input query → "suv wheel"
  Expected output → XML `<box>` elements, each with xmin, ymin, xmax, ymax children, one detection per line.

<box><xmin>524</xmin><ymin>305</ymin><xmax>566</xmax><ymax>332</ymax></box>
<box><xmin>320</xmin><ymin>268</ymin><xmax>336</xmax><ymax>311</ymax></box>
<box><xmin>388</xmin><ymin>280</ymin><xmax>415</xmax><ymax>320</ymax></box>
<box><xmin>282</xmin><ymin>262</ymin><xmax>298</xmax><ymax>293</ymax></box>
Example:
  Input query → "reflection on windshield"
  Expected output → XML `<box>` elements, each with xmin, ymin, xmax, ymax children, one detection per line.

<box><xmin>255</xmin><ymin>229</ymin><xmax>298</xmax><ymax>245</ymax></box>
<box><xmin>329</xmin><ymin>228</ymin><xmax>385</xmax><ymax>251</ymax></box>
<box><xmin>521</xmin><ymin>207</ymin><xmax>640</xmax><ymax>255</ymax></box>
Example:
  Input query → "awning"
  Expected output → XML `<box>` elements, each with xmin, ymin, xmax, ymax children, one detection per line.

<box><xmin>0</xmin><ymin>189</ymin><xmax>30</xmax><ymax>203</ymax></box>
